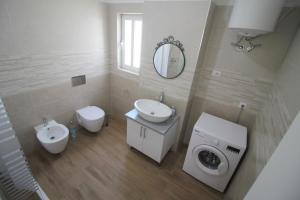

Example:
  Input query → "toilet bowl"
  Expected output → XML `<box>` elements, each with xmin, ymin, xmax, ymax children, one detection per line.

<box><xmin>76</xmin><ymin>106</ymin><xmax>105</xmax><ymax>132</ymax></box>
<box><xmin>35</xmin><ymin>120</ymin><xmax>69</xmax><ymax>154</ymax></box>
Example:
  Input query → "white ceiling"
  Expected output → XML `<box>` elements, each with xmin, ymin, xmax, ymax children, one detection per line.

<box><xmin>99</xmin><ymin>0</ymin><xmax>300</xmax><ymax>7</ymax></box>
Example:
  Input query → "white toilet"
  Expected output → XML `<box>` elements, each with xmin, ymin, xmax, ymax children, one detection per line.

<box><xmin>76</xmin><ymin>106</ymin><xmax>105</xmax><ymax>132</ymax></box>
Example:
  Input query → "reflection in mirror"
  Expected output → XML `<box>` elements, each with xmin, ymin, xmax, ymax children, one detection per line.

<box><xmin>153</xmin><ymin>36</ymin><xmax>185</xmax><ymax>79</ymax></box>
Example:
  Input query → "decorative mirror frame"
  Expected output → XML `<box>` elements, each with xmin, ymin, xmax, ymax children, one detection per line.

<box><xmin>153</xmin><ymin>36</ymin><xmax>185</xmax><ymax>79</ymax></box>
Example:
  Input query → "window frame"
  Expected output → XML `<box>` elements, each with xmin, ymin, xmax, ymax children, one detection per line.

<box><xmin>119</xmin><ymin>13</ymin><xmax>143</xmax><ymax>74</ymax></box>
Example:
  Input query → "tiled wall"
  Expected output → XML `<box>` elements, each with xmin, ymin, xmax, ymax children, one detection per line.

<box><xmin>183</xmin><ymin>6</ymin><xmax>300</xmax><ymax>199</ymax></box>
<box><xmin>0</xmin><ymin>52</ymin><xmax>110</xmax><ymax>97</ymax></box>
<box><xmin>184</xmin><ymin>6</ymin><xmax>300</xmax><ymax>143</ymax></box>
<box><xmin>0</xmin><ymin>0</ymin><xmax>111</xmax><ymax>154</ymax></box>
<box><xmin>109</xmin><ymin>1</ymin><xmax>211</xmax><ymax>99</ymax></box>
<box><xmin>0</xmin><ymin>0</ymin><xmax>110</xmax><ymax>97</ymax></box>
<box><xmin>225</xmin><ymin>28</ymin><xmax>300</xmax><ymax>200</ymax></box>
<box><xmin>194</xmin><ymin>6</ymin><xmax>300</xmax><ymax>112</ymax></box>
<box><xmin>275</xmin><ymin>27</ymin><xmax>300</xmax><ymax>120</ymax></box>
<box><xmin>140</xmin><ymin>1</ymin><xmax>211</xmax><ymax>101</ymax></box>
<box><xmin>225</xmin><ymin>85</ymin><xmax>292</xmax><ymax>200</ymax></box>
<box><xmin>108</xmin><ymin>1</ymin><xmax>212</xmax><ymax>148</ymax></box>
<box><xmin>3</xmin><ymin>74</ymin><xmax>110</xmax><ymax>154</ymax></box>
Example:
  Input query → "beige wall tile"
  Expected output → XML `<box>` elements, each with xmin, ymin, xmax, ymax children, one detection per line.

<box><xmin>108</xmin><ymin>1</ymin><xmax>213</xmax><ymax>150</ymax></box>
<box><xmin>194</xmin><ymin>7</ymin><xmax>300</xmax><ymax>113</ymax></box>
<box><xmin>187</xmin><ymin>8</ymin><xmax>300</xmax><ymax>199</ymax></box>
<box><xmin>0</xmin><ymin>1</ymin><xmax>110</xmax><ymax>97</ymax></box>
<box><xmin>225</xmin><ymin>28</ymin><xmax>300</xmax><ymax>200</ymax></box>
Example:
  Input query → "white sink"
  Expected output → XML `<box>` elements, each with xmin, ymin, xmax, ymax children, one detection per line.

<box><xmin>134</xmin><ymin>99</ymin><xmax>172</xmax><ymax>123</ymax></box>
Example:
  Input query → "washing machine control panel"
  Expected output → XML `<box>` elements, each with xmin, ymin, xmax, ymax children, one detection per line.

<box><xmin>194</xmin><ymin>129</ymin><xmax>220</xmax><ymax>146</ymax></box>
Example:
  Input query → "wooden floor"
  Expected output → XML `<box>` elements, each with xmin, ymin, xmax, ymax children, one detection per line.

<box><xmin>28</xmin><ymin>118</ymin><xmax>223</xmax><ymax>200</ymax></box>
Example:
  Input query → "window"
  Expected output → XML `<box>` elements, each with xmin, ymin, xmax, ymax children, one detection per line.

<box><xmin>120</xmin><ymin>14</ymin><xmax>143</xmax><ymax>73</ymax></box>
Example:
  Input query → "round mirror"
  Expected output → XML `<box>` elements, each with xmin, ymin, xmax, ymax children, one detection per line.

<box><xmin>153</xmin><ymin>36</ymin><xmax>185</xmax><ymax>79</ymax></box>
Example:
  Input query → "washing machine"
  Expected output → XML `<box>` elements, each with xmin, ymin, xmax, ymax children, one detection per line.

<box><xmin>183</xmin><ymin>112</ymin><xmax>247</xmax><ymax>192</ymax></box>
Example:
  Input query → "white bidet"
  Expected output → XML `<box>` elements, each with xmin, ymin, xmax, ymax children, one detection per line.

<box><xmin>35</xmin><ymin>120</ymin><xmax>69</xmax><ymax>154</ymax></box>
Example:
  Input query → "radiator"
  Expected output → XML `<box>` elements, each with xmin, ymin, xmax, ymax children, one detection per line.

<box><xmin>0</xmin><ymin>98</ymin><xmax>39</xmax><ymax>200</ymax></box>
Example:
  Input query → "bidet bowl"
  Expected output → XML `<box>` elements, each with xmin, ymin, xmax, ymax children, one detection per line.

<box><xmin>35</xmin><ymin>121</ymin><xmax>69</xmax><ymax>154</ymax></box>
<box><xmin>134</xmin><ymin>99</ymin><xmax>172</xmax><ymax>123</ymax></box>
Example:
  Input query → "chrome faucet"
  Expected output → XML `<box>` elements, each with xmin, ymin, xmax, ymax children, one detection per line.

<box><xmin>159</xmin><ymin>92</ymin><xmax>164</xmax><ymax>103</ymax></box>
<box><xmin>42</xmin><ymin>117</ymin><xmax>48</xmax><ymax>127</ymax></box>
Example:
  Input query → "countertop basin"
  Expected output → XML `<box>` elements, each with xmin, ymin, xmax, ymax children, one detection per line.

<box><xmin>134</xmin><ymin>99</ymin><xmax>172</xmax><ymax>123</ymax></box>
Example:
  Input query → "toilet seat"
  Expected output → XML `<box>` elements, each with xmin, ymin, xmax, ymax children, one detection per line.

<box><xmin>77</xmin><ymin>106</ymin><xmax>105</xmax><ymax>121</ymax></box>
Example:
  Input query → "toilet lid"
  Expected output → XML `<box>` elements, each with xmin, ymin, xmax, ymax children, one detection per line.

<box><xmin>77</xmin><ymin>106</ymin><xmax>105</xmax><ymax>120</ymax></box>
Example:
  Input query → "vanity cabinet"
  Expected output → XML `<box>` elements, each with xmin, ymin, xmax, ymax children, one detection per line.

<box><xmin>126</xmin><ymin>109</ymin><xmax>179</xmax><ymax>163</ymax></box>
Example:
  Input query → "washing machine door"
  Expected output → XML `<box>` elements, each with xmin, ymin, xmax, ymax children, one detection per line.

<box><xmin>192</xmin><ymin>144</ymin><xmax>228</xmax><ymax>176</ymax></box>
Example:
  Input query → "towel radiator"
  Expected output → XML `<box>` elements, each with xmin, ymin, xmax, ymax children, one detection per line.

<box><xmin>0</xmin><ymin>98</ymin><xmax>39</xmax><ymax>200</ymax></box>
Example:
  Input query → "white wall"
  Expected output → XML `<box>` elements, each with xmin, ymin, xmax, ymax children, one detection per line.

<box><xmin>275</xmin><ymin>27</ymin><xmax>300</xmax><ymax>120</ymax></box>
<box><xmin>225</xmin><ymin>25</ymin><xmax>300</xmax><ymax>200</ymax></box>
<box><xmin>245</xmin><ymin>110</ymin><xmax>300</xmax><ymax>200</ymax></box>
<box><xmin>108</xmin><ymin>1</ymin><xmax>211</xmax><ymax>100</ymax></box>
<box><xmin>194</xmin><ymin>6</ymin><xmax>300</xmax><ymax>113</ymax></box>
<box><xmin>0</xmin><ymin>0</ymin><xmax>110</xmax><ymax>96</ymax></box>
<box><xmin>184</xmin><ymin>7</ymin><xmax>300</xmax><ymax>144</ymax></box>
<box><xmin>0</xmin><ymin>0</ymin><xmax>104</xmax><ymax>55</ymax></box>
<box><xmin>0</xmin><ymin>188</ymin><xmax>5</xmax><ymax>200</ymax></box>
<box><xmin>140</xmin><ymin>1</ymin><xmax>211</xmax><ymax>101</ymax></box>
<box><xmin>108</xmin><ymin>1</ymin><xmax>212</xmax><ymax>148</ymax></box>
<box><xmin>0</xmin><ymin>0</ymin><xmax>111</xmax><ymax>154</ymax></box>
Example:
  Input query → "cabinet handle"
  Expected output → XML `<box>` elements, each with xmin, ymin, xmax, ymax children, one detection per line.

<box><xmin>140</xmin><ymin>126</ymin><xmax>143</xmax><ymax>137</ymax></box>
<box><xmin>143</xmin><ymin>127</ymin><xmax>146</xmax><ymax>138</ymax></box>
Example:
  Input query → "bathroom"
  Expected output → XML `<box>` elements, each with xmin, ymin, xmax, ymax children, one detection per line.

<box><xmin>0</xmin><ymin>0</ymin><xmax>300</xmax><ymax>199</ymax></box>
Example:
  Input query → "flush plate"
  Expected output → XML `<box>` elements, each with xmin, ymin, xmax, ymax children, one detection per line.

<box><xmin>72</xmin><ymin>75</ymin><xmax>86</xmax><ymax>87</ymax></box>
